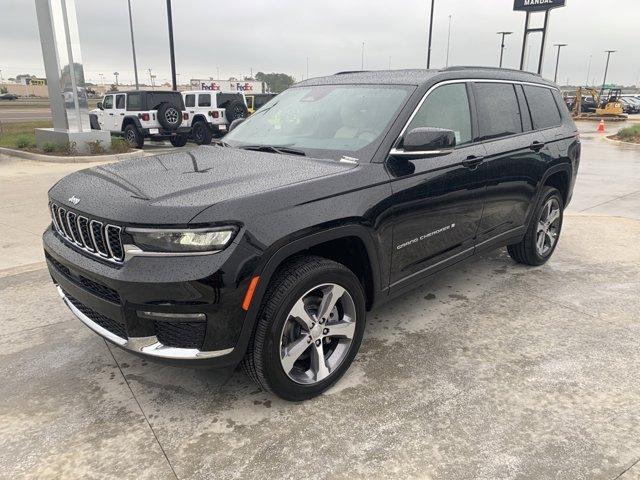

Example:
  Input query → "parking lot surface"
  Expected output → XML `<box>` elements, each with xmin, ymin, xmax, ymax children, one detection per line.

<box><xmin>1</xmin><ymin>122</ymin><xmax>639</xmax><ymax>479</ymax></box>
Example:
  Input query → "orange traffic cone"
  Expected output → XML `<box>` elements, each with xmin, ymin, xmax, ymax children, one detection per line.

<box><xmin>597</xmin><ymin>120</ymin><xmax>605</xmax><ymax>133</ymax></box>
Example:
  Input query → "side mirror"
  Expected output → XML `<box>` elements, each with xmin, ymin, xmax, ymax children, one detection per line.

<box><xmin>402</xmin><ymin>127</ymin><xmax>456</xmax><ymax>152</ymax></box>
<box><xmin>97</xmin><ymin>101</ymin><xmax>103</xmax><ymax>110</ymax></box>
<box><xmin>228</xmin><ymin>118</ymin><xmax>245</xmax><ymax>132</ymax></box>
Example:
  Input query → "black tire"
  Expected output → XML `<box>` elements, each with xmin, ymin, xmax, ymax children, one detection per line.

<box><xmin>157</xmin><ymin>102</ymin><xmax>183</xmax><ymax>130</ymax></box>
<box><xmin>169</xmin><ymin>134</ymin><xmax>188</xmax><ymax>147</ymax></box>
<box><xmin>507</xmin><ymin>186</ymin><xmax>564</xmax><ymax>266</ymax></box>
<box><xmin>123</xmin><ymin>124</ymin><xmax>144</xmax><ymax>149</ymax></box>
<box><xmin>225</xmin><ymin>100</ymin><xmax>249</xmax><ymax>122</ymax></box>
<box><xmin>192</xmin><ymin>120</ymin><xmax>212</xmax><ymax>145</ymax></box>
<box><xmin>89</xmin><ymin>113</ymin><xmax>100</xmax><ymax>130</ymax></box>
<box><xmin>241</xmin><ymin>255</ymin><xmax>366</xmax><ymax>401</ymax></box>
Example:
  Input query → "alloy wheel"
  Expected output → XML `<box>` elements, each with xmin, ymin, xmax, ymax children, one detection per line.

<box><xmin>279</xmin><ymin>283</ymin><xmax>357</xmax><ymax>385</ymax></box>
<box><xmin>165</xmin><ymin>108</ymin><xmax>179</xmax><ymax>124</ymax></box>
<box><xmin>536</xmin><ymin>197</ymin><xmax>561</xmax><ymax>256</ymax></box>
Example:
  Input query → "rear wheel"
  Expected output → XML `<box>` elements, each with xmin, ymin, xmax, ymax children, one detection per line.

<box><xmin>192</xmin><ymin>121</ymin><xmax>212</xmax><ymax>145</ymax></box>
<box><xmin>507</xmin><ymin>186</ymin><xmax>564</xmax><ymax>266</ymax></box>
<box><xmin>242</xmin><ymin>255</ymin><xmax>366</xmax><ymax>401</ymax></box>
<box><xmin>123</xmin><ymin>124</ymin><xmax>144</xmax><ymax>149</ymax></box>
<box><xmin>169</xmin><ymin>134</ymin><xmax>188</xmax><ymax>147</ymax></box>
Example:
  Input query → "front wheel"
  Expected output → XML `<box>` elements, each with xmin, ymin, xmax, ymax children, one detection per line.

<box><xmin>169</xmin><ymin>134</ymin><xmax>188</xmax><ymax>147</ymax></box>
<box><xmin>242</xmin><ymin>255</ymin><xmax>366</xmax><ymax>401</ymax></box>
<box><xmin>508</xmin><ymin>186</ymin><xmax>564</xmax><ymax>266</ymax></box>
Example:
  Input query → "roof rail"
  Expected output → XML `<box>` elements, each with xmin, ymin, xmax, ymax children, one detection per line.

<box><xmin>333</xmin><ymin>70</ymin><xmax>370</xmax><ymax>75</ymax></box>
<box><xmin>442</xmin><ymin>66</ymin><xmax>542</xmax><ymax>77</ymax></box>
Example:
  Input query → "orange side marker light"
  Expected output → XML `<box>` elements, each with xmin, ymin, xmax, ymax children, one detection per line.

<box><xmin>242</xmin><ymin>276</ymin><xmax>260</xmax><ymax>311</ymax></box>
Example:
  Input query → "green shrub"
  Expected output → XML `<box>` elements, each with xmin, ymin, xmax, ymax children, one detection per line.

<box><xmin>42</xmin><ymin>142</ymin><xmax>57</xmax><ymax>153</ymax></box>
<box><xmin>87</xmin><ymin>139</ymin><xmax>105</xmax><ymax>154</ymax></box>
<box><xmin>617</xmin><ymin>124</ymin><xmax>640</xmax><ymax>140</ymax></box>
<box><xmin>55</xmin><ymin>140</ymin><xmax>77</xmax><ymax>156</ymax></box>
<box><xmin>110</xmin><ymin>137</ymin><xmax>131</xmax><ymax>153</ymax></box>
<box><xmin>15</xmin><ymin>135</ymin><xmax>34</xmax><ymax>149</ymax></box>
<box><xmin>0</xmin><ymin>86</ymin><xmax>7</xmax><ymax>94</ymax></box>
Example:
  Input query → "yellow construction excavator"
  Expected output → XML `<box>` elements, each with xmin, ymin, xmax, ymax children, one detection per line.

<box><xmin>571</xmin><ymin>87</ymin><xmax>625</xmax><ymax>118</ymax></box>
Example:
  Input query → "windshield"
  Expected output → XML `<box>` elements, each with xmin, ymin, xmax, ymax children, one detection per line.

<box><xmin>224</xmin><ymin>84</ymin><xmax>412</xmax><ymax>160</ymax></box>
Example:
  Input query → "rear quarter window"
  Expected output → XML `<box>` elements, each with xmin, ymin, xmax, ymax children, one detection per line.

<box><xmin>523</xmin><ymin>85</ymin><xmax>562</xmax><ymax>130</ymax></box>
<box><xmin>126</xmin><ymin>93</ymin><xmax>142</xmax><ymax>111</ymax></box>
<box><xmin>185</xmin><ymin>94</ymin><xmax>195</xmax><ymax>108</ymax></box>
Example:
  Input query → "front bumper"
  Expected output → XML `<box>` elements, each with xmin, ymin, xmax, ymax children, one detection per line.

<box><xmin>43</xmin><ymin>226</ymin><xmax>258</xmax><ymax>367</ymax></box>
<box><xmin>57</xmin><ymin>286</ymin><xmax>233</xmax><ymax>360</ymax></box>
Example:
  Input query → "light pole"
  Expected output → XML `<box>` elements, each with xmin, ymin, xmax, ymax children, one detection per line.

<box><xmin>166</xmin><ymin>0</ymin><xmax>177</xmax><ymax>91</ymax></box>
<box><xmin>389</xmin><ymin>56</ymin><xmax>392</xmax><ymax>70</ymax></box>
<box><xmin>99</xmin><ymin>73</ymin><xmax>104</xmax><ymax>86</ymax></box>
<box><xmin>113</xmin><ymin>71</ymin><xmax>119</xmax><ymax>86</ymax></box>
<box><xmin>600</xmin><ymin>50</ymin><xmax>616</xmax><ymax>95</ymax></box>
<box><xmin>361</xmin><ymin>42</ymin><xmax>365</xmax><ymax>70</ymax></box>
<box><xmin>585</xmin><ymin>54</ymin><xmax>592</xmax><ymax>86</ymax></box>
<box><xmin>148</xmin><ymin>68</ymin><xmax>155</xmax><ymax>89</ymax></box>
<box><xmin>553</xmin><ymin>43</ymin><xmax>567</xmax><ymax>83</ymax></box>
<box><xmin>426</xmin><ymin>0</ymin><xmax>435</xmax><ymax>68</ymax></box>
<box><xmin>127</xmin><ymin>0</ymin><xmax>139</xmax><ymax>90</ymax></box>
<box><xmin>497</xmin><ymin>31</ymin><xmax>513</xmax><ymax>68</ymax></box>
<box><xmin>306</xmin><ymin>57</ymin><xmax>309</xmax><ymax>79</ymax></box>
<box><xmin>445</xmin><ymin>15</ymin><xmax>452</xmax><ymax>67</ymax></box>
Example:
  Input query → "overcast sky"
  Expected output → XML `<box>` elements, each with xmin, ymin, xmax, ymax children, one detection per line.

<box><xmin>1</xmin><ymin>0</ymin><xmax>639</xmax><ymax>86</ymax></box>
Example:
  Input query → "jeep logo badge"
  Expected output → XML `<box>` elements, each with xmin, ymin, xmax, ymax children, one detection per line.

<box><xmin>68</xmin><ymin>195</ymin><xmax>80</xmax><ymax>205</ymax></box>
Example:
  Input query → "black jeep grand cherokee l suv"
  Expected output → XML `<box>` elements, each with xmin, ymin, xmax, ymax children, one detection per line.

<box><xmin>44</xmin><ymin>67</ymin><xmax>580</xmax><ymax>401</ymax></box>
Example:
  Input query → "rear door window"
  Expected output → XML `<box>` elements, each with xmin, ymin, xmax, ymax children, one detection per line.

<box><xmin>115</xmin><ymin>94</ymin><xmax>125</xmax><ymax>109</ymax></box>
<box><xmin>406</xmin><ymin>83</ymin><xmax>472</xmax><ymax>145</ymax></box>
<box><xmin>198</xmin><ymin>94</ymin><xmax>211</xmax><ymax>107</ymax></box>
<box><xmin>474</xmin><ymin>82</ymin><xmax>522</xmax><ymax>141</ymax></box>
<box><xmin>523</xmin><ymin>85</ymin><xmax>562</xmax><ymax>130</ymax></box>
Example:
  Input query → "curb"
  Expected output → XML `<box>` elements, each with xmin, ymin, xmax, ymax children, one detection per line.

<box><xmin>603</xmin><ymin>136</ymin><xmax>640</xmax><ymax>146</ymax></box>
<box><xmin>0</xmin><ymin>146</ymin><xmax>146</xmax><ymax>163</ymax></box>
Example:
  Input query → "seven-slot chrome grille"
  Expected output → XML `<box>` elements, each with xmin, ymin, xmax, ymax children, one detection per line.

<box><xmin>50</xmin><ymin>202</ymin><xmax>125</xmax><ymax>263</ymax></box>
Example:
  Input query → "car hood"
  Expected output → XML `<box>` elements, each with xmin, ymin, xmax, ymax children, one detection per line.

<box><xmin>48</xmin><ymin>145</ymin><xmax>355</xmax><ymax>225</ymax></box>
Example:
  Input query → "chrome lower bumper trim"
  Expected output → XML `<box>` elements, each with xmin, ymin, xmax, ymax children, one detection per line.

<box><xmin>57</xmin><ymin>286</ymin><xmax>234</xmax><ymax>360</ymax></box>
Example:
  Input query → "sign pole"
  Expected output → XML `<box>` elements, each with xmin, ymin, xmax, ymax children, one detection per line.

<box><xmin>514</xmin><ymin>0</ymin><xmax>567</xmax><ymax>75</ymax></box>
<box><xmin>519</xmin><ymin>12</ymin><xmax>529</xmax><ymax>71</ymax></box>
<box><xmin>536</xmin><ymin>10</ymin><xmax>550</xmax><ymax>74</ymax></box>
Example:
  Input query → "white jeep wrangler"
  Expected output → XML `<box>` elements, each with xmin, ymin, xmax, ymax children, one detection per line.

<box><xmin>182</xmin><ymin>91</ymin><xmax>249</xmax><ymax>144</ymax></box>
<box><xmin>90</xmin><ymin>90</ymin><xmax>190</xmax><ymax>148</ymax></box>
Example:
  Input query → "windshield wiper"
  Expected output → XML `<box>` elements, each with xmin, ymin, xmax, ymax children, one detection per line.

<box><xmin>239</xmin><ymin>145</ymin><xmax>306</xmax><ymax>156</ymax></box>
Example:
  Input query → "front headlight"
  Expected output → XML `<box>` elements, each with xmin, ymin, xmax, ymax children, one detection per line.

<box><xmin>127</xmin><ymin>227</ymin><xmax>237</xmax><ymax>253</ymax></box>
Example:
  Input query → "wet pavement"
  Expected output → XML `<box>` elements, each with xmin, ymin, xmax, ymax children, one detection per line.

<box><xmin>0</xmin><ymin>123</ymin><xmax>639</xmax><ymax>479</ymax></box>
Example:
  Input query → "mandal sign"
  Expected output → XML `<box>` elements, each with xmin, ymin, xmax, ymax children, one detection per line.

<box><xmin>513</xmin><ymin>0</ymin><xmax>566</xmax><ymax>12</ymax></box>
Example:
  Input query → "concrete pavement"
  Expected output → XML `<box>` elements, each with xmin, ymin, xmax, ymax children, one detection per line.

<box><xmin>1</xmin><ymin>125</ymin><xmax>639</xmax><ymax>479</ymax></box>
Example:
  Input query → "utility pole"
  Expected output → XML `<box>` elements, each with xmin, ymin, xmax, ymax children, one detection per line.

<box><xmin>497</xmin><ymin>31</ymin><xmax>513</xmax><ymax>68</ymax></box>
<box><xmin>600</xmin><ymin>50</ymin><xmax>616</xmax><ymax>96</ymax></box>
<box><xmin>127</xmin><ymin>0</ymin><xmax>139</xmax><ymax>89</ymax></box>
<box><xmin>585</xmin><ymin>54</ymin><xmax>592</xmax><ymax>86</ymax></box>
<box><xmin>426</xmin><ymin>0</ymin><xmax>435</xmax><ymax>68</ymax></box>
<box><xmin>553</xmin><ymin>43</ymin><xmax>567</xmax><ymax>83</ymax></box>
<box><xmin>361</xmin><ymin>42</ymin><xmax>365</xmax><ymax>70</ymax></box>
<box><xmin>445</xmin><ymin>15</ymin><xmax>452</xmax><ymax>67</ymax></box>
<box><xmin>166</xmin><ymin>0</ymin><xmax>177</xmax><ymax>91</ymax></box>
<box><xmin>113</xmin><ymin>71</ymin><xmax>119</xmax><ymax>86</ymax></box>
